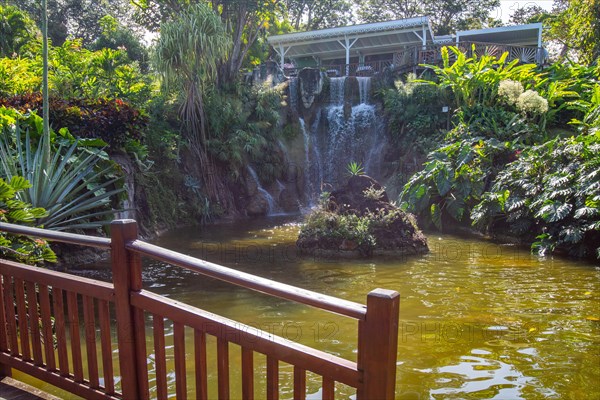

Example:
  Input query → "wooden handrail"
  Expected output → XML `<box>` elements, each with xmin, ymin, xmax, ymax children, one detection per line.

<box><xmin>0</xmin><ymin>219</ymin><xmax>400</xmax><ymax>399</ymax></box>
<box><xmin>0</xmin><ymin>222</ymin><xmax>111</xmax><ymax>249</ymax></box>
<box><xmin>127</xmin><ymin>239</ymin><xmax>367</xmax><ymax>320</ymax></box>
<box><xmin>131</xmin><ymin>290</ymin><xmax>361</xmax><ymax>386</ymax></box>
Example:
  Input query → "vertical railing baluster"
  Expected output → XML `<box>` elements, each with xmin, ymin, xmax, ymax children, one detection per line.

<box><xmin>52</xmin><ymin>288</ymin><xmax>69</xmax><ymax>376</ymax></box>
<box><xmin>194</xmin><ymin>329</ymin><xmax>208</xmax><ymax>400</ymax></box>
<box><xmin>67</xmin><ymin>291</ymin><xmax>83</xmax><ymax>383</ymax></box>
<box><xmin>152</xmin><ymin>314</ymin><xmax>167</xmax><ymax>399</ymax></box>
<box><xmin>38</xmin><ymin>284</ymin><xmax>55</xmax><ymax>371</ymax></box>
<box><xmin>134</xmin><ymin>307</ymin><xmax>149</xmax><ymax>397</ymax></box>
<box><xmin>14</xmin><ymin>278</ymin><xmax>30</xmax><ymax>360</ymax></box>
<box><xmin>25</xmin><ymin>281</ymin><xmax>43</xmax><ymax>366</ymax></box>
<box><xmin>173</xmin><ymin>322</ymin><xmax>187</xmax><ymax>400</ymax></box>
<box><xmin>98</xmin><ymin>299</ymin><xmax>114</xmax><ymax>394</ymax></box>
<box><xmin>293</xmin><ymin>367</ymin><xmax>306</xmax><ymax>400</ymax></box>
<box><xmin>82</xmin><ymin>296</ymin><xmax>99</xmax><ymax>388</ymax></box>
<box><xmin>266</xmin><ymin>356</ymin><xmax>279</xmax><ymax>400</ymax></box>
<box><xmin>217</xmin><ymin>338</ymin><xmax>230</xmax><ymax>399</ymax></box>
<box><xmin>322</xmin><ymin>376</ymin><xmax>334</xmax><ymax>400</ymax></box>
<box><xmin>241</xmin><ymin>347</ymin><xmax>254</xmax><ymax>400</ymax></box>
<box><xmin>357</xmin><ymin>289</ymin><xmax>399</xmax><ymax>400</ymax></box>
<box><xmin>0</xmin><ymin>275</ymin><xmax>11</xmax><ymax>376</ymax></box>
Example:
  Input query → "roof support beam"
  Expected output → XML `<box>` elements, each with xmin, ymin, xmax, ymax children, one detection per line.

<box><xmin>337</xmin><ymin>36</ymin><xmax>358</xmax><ymax>76</ymax></box>
<box><xmin>273</xmin><ymin>43</ymin><xmax>292</xmax><ymax>67</ymax></box>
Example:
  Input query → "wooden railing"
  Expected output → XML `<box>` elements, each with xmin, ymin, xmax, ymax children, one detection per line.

<box><xmin>322</xmin><ymin>60</ymin><xmax>394</xmax><ymax>77</ymax></box>
<box><xmin>392</xmin><ymin>42</ymin><xmax>546</xmax><ymax>71</ymax></box>
<box><xmin>0</xmin><ymin>220</ymin><xmax>400</xmax><ymax>399</ymax></box>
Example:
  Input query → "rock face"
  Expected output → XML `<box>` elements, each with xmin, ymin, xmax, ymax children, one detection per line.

<box><xmin>297</xmin><ymin>175</ymin><xmax>428</xmax><ymax>258</ymax></box>
<box><xmin>298</xmin><ymin>68</ymin><xmax>323</xmax><ymax>109</ymax></box>
<box><xmin>327</xmin><ymin>175</ymin><xmax>392</xmax><ymax>215</ymax></box>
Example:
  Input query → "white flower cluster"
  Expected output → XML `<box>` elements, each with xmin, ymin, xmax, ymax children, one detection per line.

<box><xmin>516</xmin><ymin>90</ymin><xmax>549</xmax><ymax>115</ymax></box>
<box><xmin>498</xmin><ymin>79</ymin><xmax>524</xmax><ymax>105</ymax></box>
<box><xmin>498</xmin><ymin>79</ymin><xmax>548</xmax><ymax>116</ymax></box>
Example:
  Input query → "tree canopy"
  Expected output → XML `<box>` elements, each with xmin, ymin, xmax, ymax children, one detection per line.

<box><xmin>0</xmin><ymin>4</ymin><xmax>38</xmax><ymax>57</ymax></box>
<box><xmin>8</xmin><ymin>0</ymin><xmax>135</xmax><ymax>46</ymax></box>
<box><xmin>285</xmin><ymin>0</ymin><xmax>354</xmax><ymax>31</ymax></box>
<box><xmin>355</xmin><ymin>0</ymin><xmax>500</xmax><ymax>35</ymax></box>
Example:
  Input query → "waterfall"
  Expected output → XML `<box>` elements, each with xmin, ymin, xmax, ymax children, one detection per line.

<box><xmin>329</xmin><ymin>77</ymin><xmax>346</xmax><ymax>105</ymax></box>
<box><xmin>357</xmin><ymin>77</ymin><xmax>371</xmax><ymax>104</ymax></box>
<box><xmin>247</xmin><ymin>166</ymin><xmax>275</xmax><ymax>215</ymax></box>
<box><xmin>300</xmin><ymin>118</ymin><xmax>323</xmax><ymax>206</ymax></box>
<box><xmin>288</xmin><ymin>78</ymin><xmax>298</xmax><ymax>113</ymax></box>
<box><xmin>299</xmin><ymin>76</ymin><xmax>386</xmax><ymax>204</ymax></box>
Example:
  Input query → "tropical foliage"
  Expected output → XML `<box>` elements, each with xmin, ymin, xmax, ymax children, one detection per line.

<box><xmin>0</xmin><ymin>4</ymin><xmax>39</xmax><ymax>57</ymax></box>
<box><xmin>0</xmin><ymin>93</ymin><xmax>147</xmax><ymax>149</ymax></box>
<box><xmin>0</xmin><ymin>109</ymin><xmax>125</xmax><ymax>231</ymax></box>
<box><xmin>400</xmin><ymin>135</ymin><xmax>512</xmax><ymax>230</ymax></box>
<box><xmin>0</xmin><ymin>39</ymin><xmax>152</xmax><ymax>108</ymax></box>
<box><xmin>204</xmin><ymin>81</ymin><xmax>285</xmax><ymax>182</ymax></box>
<box><xmin>383</xmin><ymin>73</ymin><xmax>445</xmax><ymax>152</ymax></box>
<box><xmin>472</xmin><ymin>133</ymin><xmax>600</xmax><ymax>258</ymax></box>
<box><xmin>0</xmin><ymin>176</ymin><xmax>56</xmax><ymax>265</ymax></box>
<box><xmin>399</xmin><ymin>47</ymin><xmax>599</xmax><ymax>257</ymax></box>
<box><xmin>154</xmin><ymin>2</ymin><xmax>230</xmax><ymax>202</ymax></box>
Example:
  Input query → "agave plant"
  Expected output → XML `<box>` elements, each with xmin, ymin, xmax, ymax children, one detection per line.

<box><xmin>346</xmin><ymin>161</ymin><xmax>365</xmax><ymax>176</ymax></box>
<box><xmin>0</xmin><ymin>112</ymin><xmax>124</xmax><ymax>231</ymax></box>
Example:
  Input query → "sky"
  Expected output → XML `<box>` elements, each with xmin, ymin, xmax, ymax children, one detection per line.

<box><xmin>495</xmin><ymin>0</ymin><xmax>555</xmax><ymax>23</ymax></box>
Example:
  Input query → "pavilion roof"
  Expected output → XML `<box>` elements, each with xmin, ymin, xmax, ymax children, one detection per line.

<box><xmin>267</xmin><ymin>17</ymin><xmax>434</xmax><ymax>61</ymax></box>
<box><xmin>456</xmin><ymin>23</ymin><xmax>543</xmax><ymax>47</ymax></box>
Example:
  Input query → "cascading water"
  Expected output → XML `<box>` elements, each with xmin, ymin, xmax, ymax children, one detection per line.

<box><xmin>288</xmin><ymin>78</ymin><xmax>299</xmax><ymax>114</ymax></box>
<box><xmin>329</xmin><ymin>77</ymin><xmax>346</xmax><ymax>105</ymax></box>
<box><xmin>357</xmin><ymin>76</ymin><xmax>371</xmax><ymax>104</ymax></box>
<box><xmin>247</xmin><ymin>166</ymin><xmax>275</xmax><ymax>215</ymax></box>
<box><xmin>300</xmin><ymin>76</ymin><xmax>386</xmax><ymax>204</ymax></box>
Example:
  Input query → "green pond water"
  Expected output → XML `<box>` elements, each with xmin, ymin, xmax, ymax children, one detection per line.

<box><xmin>15</xmin><ymin>215</ymin><xmax>600</xmax><ymax>399</ymax></box>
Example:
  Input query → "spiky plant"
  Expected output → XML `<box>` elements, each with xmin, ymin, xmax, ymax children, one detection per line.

<box><xmin>0</xmin><ymin>112</ymin><xmax>124</xmax><ymax>231</ymax></box>
<box><xmin>154</xmin><ymin>3</ymin><xmax>231</xmax><ymax>202</ymax></box>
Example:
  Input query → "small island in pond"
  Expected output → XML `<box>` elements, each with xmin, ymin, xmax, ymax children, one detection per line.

<box><xmin>297</xmin><ymin>175</ymin><xmax>429</xmax><ymax>258</ymax></box>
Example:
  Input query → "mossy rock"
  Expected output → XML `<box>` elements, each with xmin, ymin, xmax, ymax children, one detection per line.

<box><xmin>297</xmin><ymin>175</ymin><xmax>428</xmax><ymax>258</ymax></box>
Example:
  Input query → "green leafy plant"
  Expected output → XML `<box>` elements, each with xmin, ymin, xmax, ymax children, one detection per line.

<box><xmin>0</xmin><ymin>110</ymin><xmax>125</xmax><ymax>231</ymax></box>
<box><xmin>383</xmin><ymin>73</ymin><xmax>445</xmax><ymax>153</ymax></box>
<box><xmin>0</xmin><ymin>176</ymin><xmax>56</xmax><ymax>265</ymax></box>
<box><xmin>363</xmin><ymin>184</ymin><xmax>385</xmax><ymax>200</ymax></box>
<box><xmin>346</xmin><ymin>161</ymin><xmax>365</xmax><ymax>176</ymax></box>
<box><xmin>423</xmin><ymin>46</ymin><xmax>541</xmax><ymax>110</ymax></box>
<box><xmin>399</xmin><ymin>134</ymin><xmax>515</xmax><ymax>230</ymax></box>
<box><xmin>472</xmin><ymin>133</ymin><xmax>600</xmax><ymax>258</ymax></box>
<box><xmin>0</xmin><ymin>93</ymin><xmax>147</xmax><ymax>150</ymax></box>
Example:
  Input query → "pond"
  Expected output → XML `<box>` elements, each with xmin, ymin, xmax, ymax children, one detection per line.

<box><xmin>16</xmin><ymin>215</ymin><xmax>600</xmax><ymax>399</ymax></box>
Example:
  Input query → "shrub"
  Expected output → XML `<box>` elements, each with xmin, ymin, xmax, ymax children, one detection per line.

<box><xmin>0</xmin><ymin>93</ymin><xmax>147</xmax><ymax>149</ymax></box>
<box><xmin>399</xmin><ymin>133</ymin><xmax>516</xmax><ymax>230</ymax></box>
<box><xmin>472</xmin><ymin>133</ymin><xmax>600</xmax><ymax>258</ymax></box>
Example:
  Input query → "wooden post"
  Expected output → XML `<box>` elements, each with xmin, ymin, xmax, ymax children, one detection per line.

<box><xmin>111</xmin><ymin>219</ymin><xmax>145</xmax><ymax>399</ymax></box>
<box><xmin>357</xmin><ymin>289</ymin><xmax>399</xmax><ymax>399</ymax></box>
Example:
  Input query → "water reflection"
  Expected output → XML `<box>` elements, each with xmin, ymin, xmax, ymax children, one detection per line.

<box><xmin>67</xmin><ymin>215</ymin><xmax>600</xmax><ymax>399</ymax></box>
